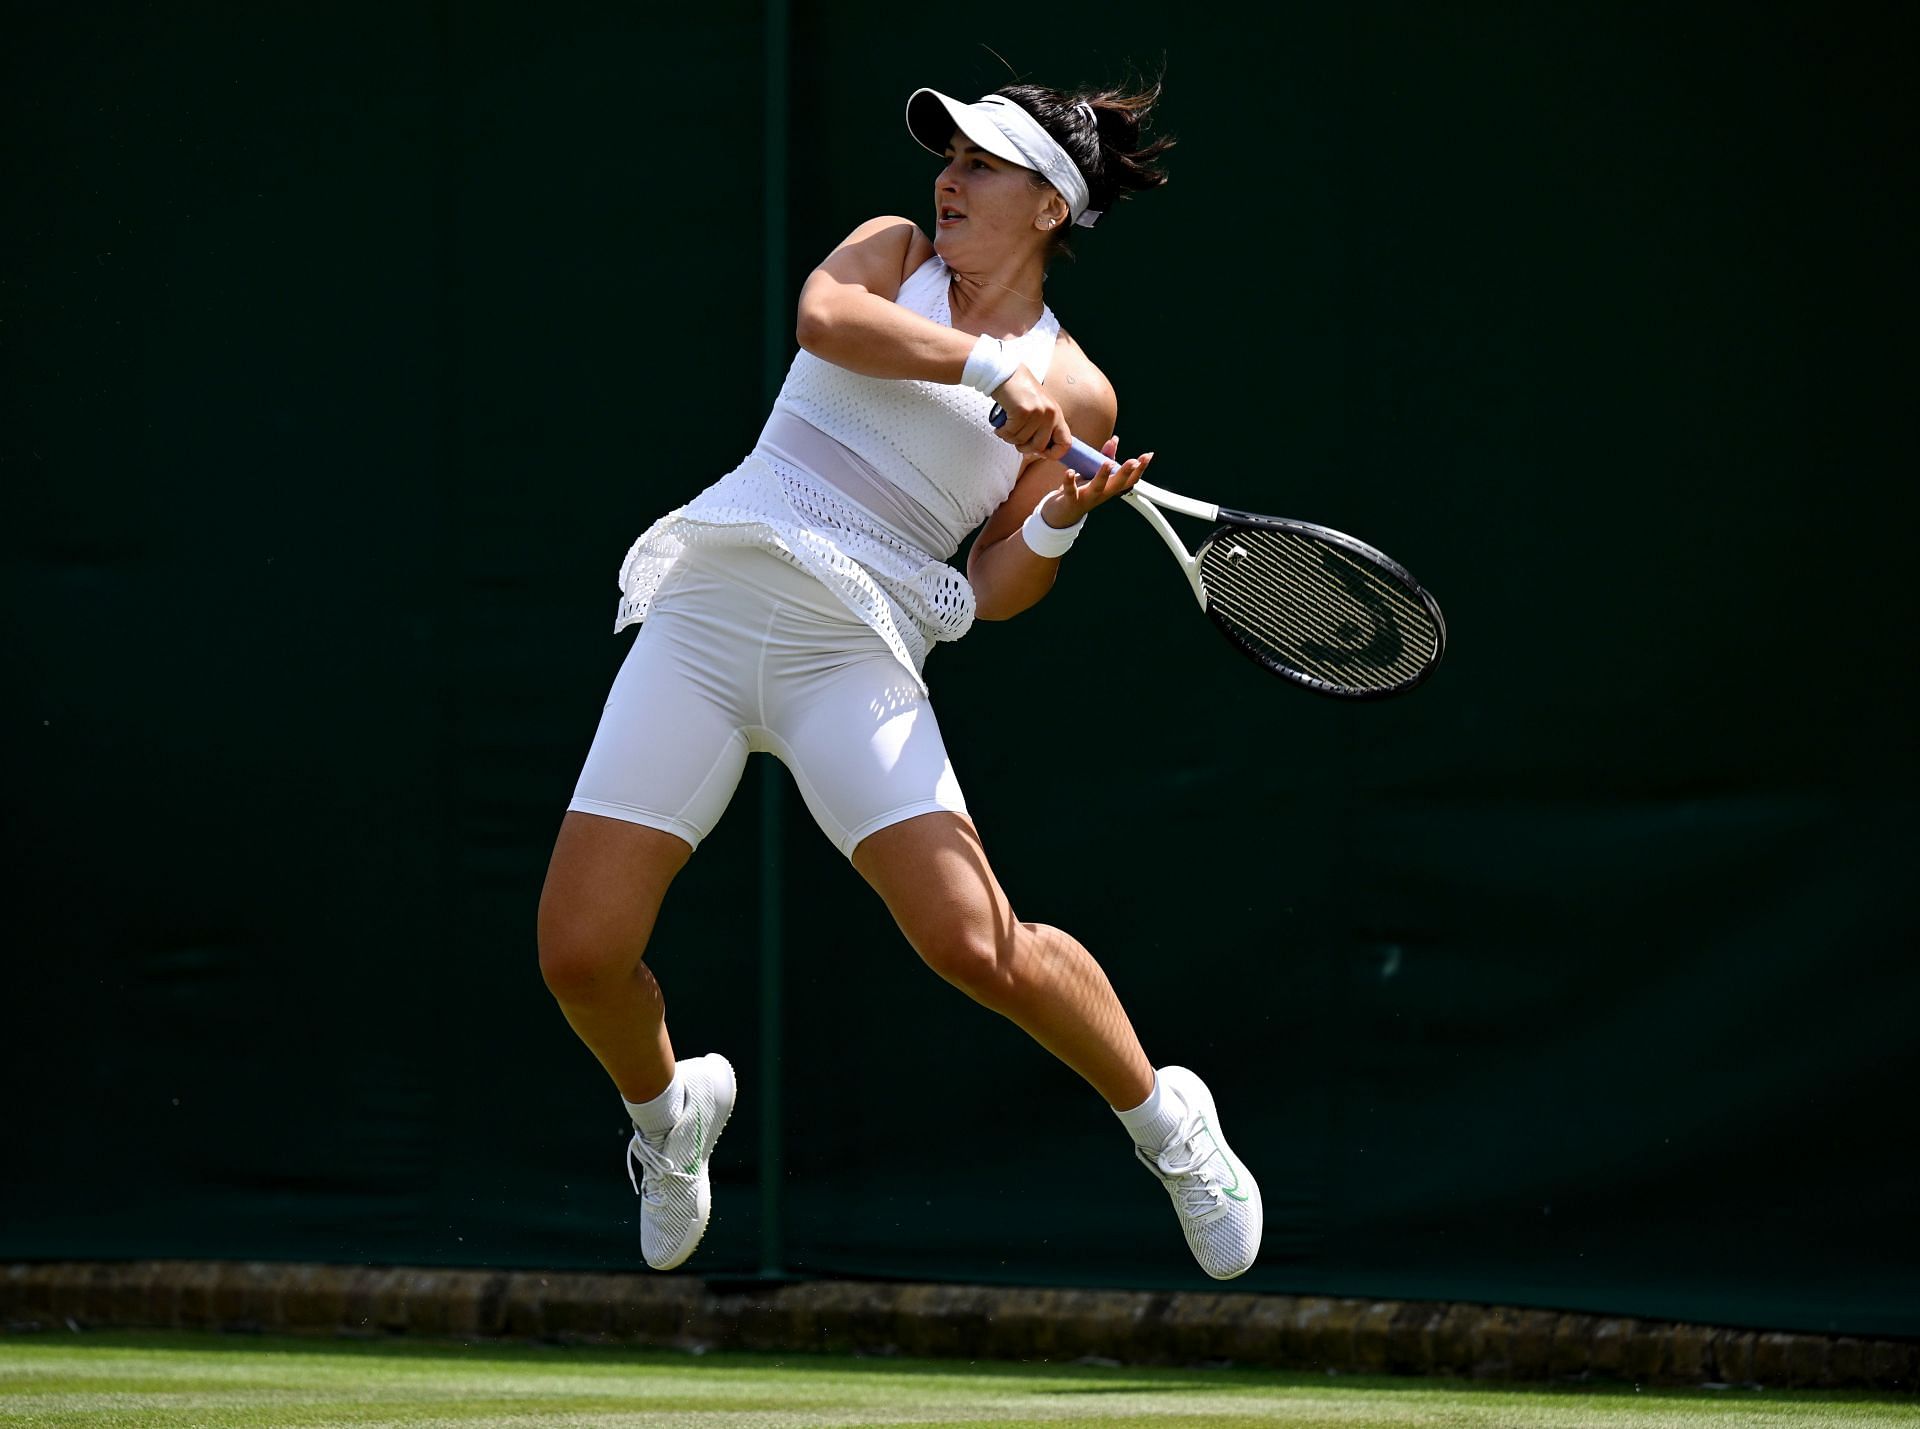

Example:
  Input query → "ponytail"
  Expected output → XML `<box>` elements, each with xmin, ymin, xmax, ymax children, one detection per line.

<box><xmin>995</xmin><ymin>75</ymin><xmax>1173</xmax><ymax>235</ymax></box>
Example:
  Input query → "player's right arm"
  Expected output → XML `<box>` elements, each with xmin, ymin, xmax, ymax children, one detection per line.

<box><xmin>794</xmin><ymin>217</ymin><xmax>971</xmax><ymax>381</ymax></box>
<box><xmin>795</xmin><ymin>216</ymin><xmax>1070</xmax><ymax>459</ymax></box>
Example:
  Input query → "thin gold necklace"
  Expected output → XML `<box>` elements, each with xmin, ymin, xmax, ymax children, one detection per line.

<box><xmin>950</xmin><ymin>268</ymin><xmax>1042</xmax><ymax>309</ymax></box>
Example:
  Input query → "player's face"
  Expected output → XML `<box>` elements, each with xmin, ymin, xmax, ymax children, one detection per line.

<box><xmin>932</xmin><ymin>134</ymin><xmax>1054</xmax><ymax>261</ymax></box>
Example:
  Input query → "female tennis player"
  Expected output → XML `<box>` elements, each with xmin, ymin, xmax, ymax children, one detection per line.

<box><xmin>537</xmin><ymin>80</ymin><xmax>1263</xmax><ymax>1280</ymax></box>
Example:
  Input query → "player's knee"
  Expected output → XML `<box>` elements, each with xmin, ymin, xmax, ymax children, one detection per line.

<box><xmin>536</xmin><ymin>905</ymin><xmax>642</xmax><ymax>1003</ymax></box>
<box><xmin>917</xmin><ymin>925</ymin><xmax>1017</xmax><ymax>1002</ymax></box>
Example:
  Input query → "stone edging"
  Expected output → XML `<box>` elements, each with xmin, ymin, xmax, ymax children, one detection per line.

<box><xmin>3</xmin><ymin>1261</ymin><xmax>1913</xmax><ymax>1392</ymax></box>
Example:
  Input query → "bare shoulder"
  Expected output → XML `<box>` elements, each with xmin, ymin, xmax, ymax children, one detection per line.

<box><xmin>814</xmin><ymin>217</ymin><xmax>935</xmax><ymax>301</ymax></box>
<box><xmin>835</xmin><ymin>214</ymin><xmax>922</xmax><ymax>248</ymax></box>
<box><xmin>897</xmin><ymin>223</ymin><xmax>937</xmax><ymax>281</ymax></box>
<box><xmin>1048</xmin><ymin>329</ymin><xmax>1119</xmax><ymax>446</ymax></box>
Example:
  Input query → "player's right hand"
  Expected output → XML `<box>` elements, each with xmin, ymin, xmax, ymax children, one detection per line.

<box><xmin>990</xmin><ymin>367</ymin><xmax>1072</xmax><ymax>463</ymax></box>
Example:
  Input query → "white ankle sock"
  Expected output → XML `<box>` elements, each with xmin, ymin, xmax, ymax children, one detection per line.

<box><xmin>1114</xmin><ymin>1070</ymin><xmax>1185</xmax><ymax>1150</ymax></box>
<box><xmin>624</xmin><ymin>1073</ymin><xmax>686</xmax><ymax>1139</ymax></box>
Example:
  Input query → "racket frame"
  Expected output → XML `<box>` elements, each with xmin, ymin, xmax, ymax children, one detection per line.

<box><xmin>1124</xmin><ymin>483</ymin><xmax>1448</xmax><ymax>700</ymax></box>
<box><xmin>1118</xmin><ymin>481</ymin><xmax>1216</xmax><ymax>603</ymax></box>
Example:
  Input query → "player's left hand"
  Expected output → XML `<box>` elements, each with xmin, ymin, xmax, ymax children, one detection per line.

<box><xmin>1035</xmin><ymin>436</ymin><xmax>1153</xmax><ymax>528</ymax></box>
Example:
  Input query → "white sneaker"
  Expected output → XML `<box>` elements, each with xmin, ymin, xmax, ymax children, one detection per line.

<box><xmin>625</xmin><ymin>1053</ymin><xmax>736</xmax><ymax>1271</ymax></box>
<box><xmin>1134</xmin><ymin>1065</ymin><xmax>1263</xmax><ymax>1280</ymax></box>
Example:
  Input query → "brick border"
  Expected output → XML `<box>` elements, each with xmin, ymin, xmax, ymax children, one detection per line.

<box><xmin>3</xmin><ymin>1261</ymin><xmax>1913</xmax><ymax>1392</ymax></box>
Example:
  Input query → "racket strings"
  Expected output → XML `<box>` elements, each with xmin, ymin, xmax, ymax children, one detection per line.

<box><xmin>1198</xmin><ymin>528</ymin><xmax>1439</xmax><ymax>692</ymax></box>
<box><xmin>1224</xmin><ymin>544</ymin><xmax>1422</xmax><ymax>643</ymax></box>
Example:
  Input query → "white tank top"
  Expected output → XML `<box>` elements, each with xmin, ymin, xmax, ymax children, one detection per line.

<box><xmin>612</xmin><ymin>255</ymin><xmax>1061</xmax><ymax>689</ymax></box>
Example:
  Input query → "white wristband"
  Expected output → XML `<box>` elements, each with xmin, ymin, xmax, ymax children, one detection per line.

<box><xmin>1019</xmin><ymin>493</ymin><xmax>1086</xmax><ymax>559</ymax></box>
<box><xmin>961</xmin><ymin>333</ymin><xmax>1022</xmax><ymax>397</ymax></box>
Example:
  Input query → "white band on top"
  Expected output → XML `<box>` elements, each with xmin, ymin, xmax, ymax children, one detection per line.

<box><xmin>908</xmin><ymin>88</ymin><xmax>1104</xmax><ymax>229</ymax></box>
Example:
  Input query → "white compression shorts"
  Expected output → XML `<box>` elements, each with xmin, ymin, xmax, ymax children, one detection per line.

<box><xmin>568</xmin><ymin>542</ymin><xmax>968</xmax><ymax>857</ymax></box>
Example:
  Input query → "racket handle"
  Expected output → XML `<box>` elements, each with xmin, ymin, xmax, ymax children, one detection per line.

<box><xmin>988</xmin><ymin>404</ymin><xmax>1112</xmax><ymax>481</ymax></box>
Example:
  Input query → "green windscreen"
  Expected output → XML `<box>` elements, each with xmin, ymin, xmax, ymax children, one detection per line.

<box><xmin>5</xmin><ymin>2</ymin><xmax>1913</xmax><ymax>1339</ymax></box>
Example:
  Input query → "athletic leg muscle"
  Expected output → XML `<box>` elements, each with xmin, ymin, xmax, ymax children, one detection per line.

<box><xmin>537</xmin><ymin>811</ymin><xmax>691</xmax><ymax>1102</ymax></box>
<box><xmin>852</xmin><ymin>811</ymin><xmax>1153</xmax><ymax>1109</ymax></box>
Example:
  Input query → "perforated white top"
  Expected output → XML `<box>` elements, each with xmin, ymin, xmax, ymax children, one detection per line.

<box><xmin>613</xmin><ymin>255</ymin><xmax>1061</xmax><ymax>690</ymax></box>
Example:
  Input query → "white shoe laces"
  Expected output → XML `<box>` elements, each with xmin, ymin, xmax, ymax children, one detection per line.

<box><xmin>625</xmin><ymin>1131</ymin><xmax>690</xmax><ymax>1207</ymax></box>
<box><xmin>1149</xmin><ymin>1111</ymin><xmax>1229</xmax><ymax>1221</ymax></box>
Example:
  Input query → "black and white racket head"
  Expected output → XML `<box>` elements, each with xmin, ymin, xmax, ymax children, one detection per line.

<box><xmin>1195</xmin><ymin>511</ymin><xmax>1447</xmax><ymax>698</ymax></box>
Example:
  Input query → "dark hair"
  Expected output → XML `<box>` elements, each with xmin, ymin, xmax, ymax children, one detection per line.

<box><xmin>994</xmin><ymin>78</ymin><xmax>1172</xmax><ymax>247</ymax></box>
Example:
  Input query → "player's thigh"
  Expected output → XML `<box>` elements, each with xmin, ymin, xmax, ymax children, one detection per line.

<box><xmin>770</xmin><ymin>645</ymin><xmax>968</xmax><ymax>860</ymax></box>
<box><xmin>850</xmin><ymin>810</ymin><xmax>1016</xmax><ymax>977</ymax></box>
<box><xmin>569</xmin><ymin>599</ymin><xmax>756</xmax><ymax>853</ymax></box>
<box><xmin>546</xmin><ymin>609</ymin><xmax>754</xmax><ymax>971</ymax></box>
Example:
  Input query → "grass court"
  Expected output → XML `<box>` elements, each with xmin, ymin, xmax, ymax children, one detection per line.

<box><xmin>1</xmin><ymin>1331</ymin><xmax>1915</xmax><ymax>1427</ymax></box>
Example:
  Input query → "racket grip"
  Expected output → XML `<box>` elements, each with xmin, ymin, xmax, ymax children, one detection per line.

<box><xmin>988</xmin><ymin>404</ymin><xmax>1112</xmax><ymax>481</ymax></box>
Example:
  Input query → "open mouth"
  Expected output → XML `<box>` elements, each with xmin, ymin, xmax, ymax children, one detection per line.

<box><xmin>937</xmin><ymin>206</ymin><xmax>966</xmax><ymax>227</ymax></box>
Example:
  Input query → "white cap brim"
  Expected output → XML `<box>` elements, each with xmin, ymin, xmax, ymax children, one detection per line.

<box><xmin>906</xmin><ymin>89</ymin><xmax>1030</xmax><ymax>169</ymax></box>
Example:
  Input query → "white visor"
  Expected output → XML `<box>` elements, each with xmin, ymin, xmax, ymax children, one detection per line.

<box><xmin>906</xmin><ymin>89</ymin><xmax>1102</xmax><ymax>229</ymax></box>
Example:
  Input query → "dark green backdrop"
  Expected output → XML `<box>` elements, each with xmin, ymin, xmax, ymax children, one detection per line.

<box><xmin>6</xmin><ymin>3</ymin><xmax>1914</xmax><ymax>1338</ymax></box>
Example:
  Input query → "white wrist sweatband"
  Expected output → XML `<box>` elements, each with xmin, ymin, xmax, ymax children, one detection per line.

<box><xmin>961</xmin><ymin>333</ymin><xmax>1022</xmax><ymax>397</ymax></box>
<box><xmin>1020</xmin><ymin>493</ymin><xmax>1086</xmax><ymax>558</ymax></box>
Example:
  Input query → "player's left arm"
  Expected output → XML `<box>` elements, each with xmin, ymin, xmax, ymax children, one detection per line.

<box><xmin>966</xmin><ymin>340</ymin><xmax>1154</xmax><ymax>621</ymax></box>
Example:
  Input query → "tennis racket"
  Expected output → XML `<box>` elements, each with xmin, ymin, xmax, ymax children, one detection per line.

<box><xmin>991</xmin><ymin>407</ymin><xmax>1446</xmax><ymax>698</ymax></box>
